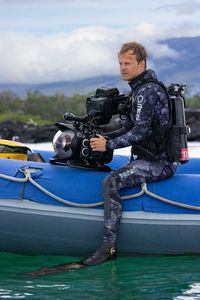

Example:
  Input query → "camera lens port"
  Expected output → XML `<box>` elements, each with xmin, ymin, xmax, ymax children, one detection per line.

<box><xmin>82</xmin><ymin>139</ymin><xmax>90</xmax><ymax>148</ymax></box>
<box><xmin>81</xmin><ymin>147</ymin><xmax>90</xmax><ymax>157</ymax></box>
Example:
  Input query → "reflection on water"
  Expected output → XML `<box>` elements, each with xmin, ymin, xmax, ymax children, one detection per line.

<box><xmin>175</xmin><ymin>283</ymin><xmax>200</xmax><ymax>299</ymax></box>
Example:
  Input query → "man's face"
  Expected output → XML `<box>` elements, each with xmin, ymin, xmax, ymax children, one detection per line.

<box><xmin>118</xmin><ymin>51</ymin><xmax>145</xmax><ymax>81</ymax></box>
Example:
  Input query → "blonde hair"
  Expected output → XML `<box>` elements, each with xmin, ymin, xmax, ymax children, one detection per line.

<box><xmin>118</xmin><ymin>41</ymin><xmax>147</xmax><ymax>67</ymax></box>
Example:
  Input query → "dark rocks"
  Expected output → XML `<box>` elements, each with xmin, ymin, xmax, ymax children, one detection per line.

<box><xmin>0</xmin><ymin>108</ymin><xmax>199</xmax><ymax>143</ymax></box>
<box><xmin>0</xmin><ymin>121</ymin><xmax>57</xmax><ymax>143</ymax></box>
<box><xmin>185</xmin><ymin>108</ymin><xmax>200</xmax><ymax>141</ymax></box>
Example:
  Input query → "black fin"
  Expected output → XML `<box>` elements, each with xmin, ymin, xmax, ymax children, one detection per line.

<box><xmin>19</xmin><ymin>261</ymin><xmax>86</xmax><ymax>277</ymax></box>
<box><xmin>19</xmin><ymin>246</ymin><xmax>117</xmax><ymax>277</ymax></box>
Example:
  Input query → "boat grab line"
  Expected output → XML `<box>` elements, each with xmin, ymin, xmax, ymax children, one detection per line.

<box><xmin>0</xmin><ymin>168</ymin><xmax>200</xmax><ymax>210</ymax></box>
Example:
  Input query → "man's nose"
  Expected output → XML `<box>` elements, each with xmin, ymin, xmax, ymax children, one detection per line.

<box><xmin>120</xmin><ymin>64</ymin><xmax>126</xmax><ymax>71</ymax></box>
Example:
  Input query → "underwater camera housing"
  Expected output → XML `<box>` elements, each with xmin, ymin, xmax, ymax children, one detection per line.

<box><xmin>86</xmin><ymin>87</ymin><xmax>129</xmax><ymax>125</ymax></box>
<box><xmin>50</xmin><ymin>87</ymin><xmax>128</xmax><ymax>171</ymax></box>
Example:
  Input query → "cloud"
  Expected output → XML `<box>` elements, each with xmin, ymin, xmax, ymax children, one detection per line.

<box><xmin>0</xmin><ymin>24</ymin><xmax>199</xmax><ymax>84</ymax></box>
<box><xmin>0</xmin><ymin>0</ymin><xmax>96</xmax><ymax>4</ymax></box>
<box><xmin>0</xmin><ymin>27</ymin><xmax>117</xmax><ymax>83</ymax></box>
<box><xmin>156</xmin><ymin>0</ymin><xmax>200</xmax><ymax>15</ymax></box>
<box><xmin>0</xmin><ymin>0</ymin><xmax>63</xmax><ymax>3</ymax></box>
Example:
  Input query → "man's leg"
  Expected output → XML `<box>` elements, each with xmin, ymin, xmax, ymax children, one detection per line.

<box><xmin>82</xmin><ymin>159</ymin><xmax>175</xmax><ymax>265</ymax></box>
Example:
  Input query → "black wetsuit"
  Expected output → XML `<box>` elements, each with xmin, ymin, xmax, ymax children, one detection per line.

<box><xmin>21</xmin><ymin>69</ymin><xmax>178</xmax><ymax>274</ymax></box>
<box><xmin>101</xmin><ymin>69</ymin><xmax>176</xmax><ymax>245</ymax></box>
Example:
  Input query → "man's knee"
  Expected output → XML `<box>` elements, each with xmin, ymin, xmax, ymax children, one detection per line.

<box><xmin>102</xmin><ymin>174</ymin><xmax>119</xmax><ymax>199</ymax></box>
<box><xmin>102</xmin><ymin>175</ymin><xmax>112</xmax><ymax>198</ymax></box>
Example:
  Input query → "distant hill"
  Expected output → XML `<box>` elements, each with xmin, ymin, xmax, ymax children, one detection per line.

<box><xmin>0</xmin><ymin>75</ymin><xmax>128</xmax><ymax>97</ymax></box>
<box><xmin>153</xmin><ymin>36</ymin><xmax>200</xmax><ymax>94</ymax></box>
<box><xmin>0</xmin><ymin>36</ymin><xmax>200</xmax><ymax>96</ymax></box>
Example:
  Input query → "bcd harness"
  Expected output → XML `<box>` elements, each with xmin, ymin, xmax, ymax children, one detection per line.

<box><xmin>130</xmin><ymin>79</ymin><xmax>190</xmax><ymax>164</ymax></box>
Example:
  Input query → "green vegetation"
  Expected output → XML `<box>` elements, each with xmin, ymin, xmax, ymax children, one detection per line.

<box><xmin>185</xmin><ymin>93</ymin><xmax>200</xmax><ymax>108</ymax></box>
<box><xmin>0</xmin><ymin>89</ymin><xmax>200</xmax><ymax>126</ymax></box>
<box><xmin>0</xmin><ymin>90</ymin><xmax>86</xmax><ymax>125</ymax></box>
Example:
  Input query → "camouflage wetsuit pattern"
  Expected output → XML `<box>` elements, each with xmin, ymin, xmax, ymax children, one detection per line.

<box><xmin>102</xmin><ymin>69</ymin><xmax>176</xmax><ymax>246</ymax></box>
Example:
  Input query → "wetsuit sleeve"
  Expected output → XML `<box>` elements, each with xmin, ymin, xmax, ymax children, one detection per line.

<box><xmin>106</xmin><ymin>87</ymin><xmax>159</xmax><ymax>149</ymax></box>
<box><xmin>104</xmin><ymin>119</ymin><xmax>133</xmax><ymax>139</ymax></box>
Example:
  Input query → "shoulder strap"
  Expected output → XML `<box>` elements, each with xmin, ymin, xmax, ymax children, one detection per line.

<box><xmin>134</xmin><ymin>78</ymin><xmax>167</xmax><ymax>93</ymax></box>
<box><xmin>133</xmin><ymin>78</ymin><xmax>172</xmax><ymax>127</ymax></box>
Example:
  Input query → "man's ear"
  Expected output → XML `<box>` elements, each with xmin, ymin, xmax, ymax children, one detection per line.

<box><xmin>139</xmin><ymin>60</ymin><xmax>146</xmax><ymax>72</ymax></box>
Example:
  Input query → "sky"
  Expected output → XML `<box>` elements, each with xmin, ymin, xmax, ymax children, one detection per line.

<box><xmin>0</xmin><ymin>0</ymin><xmax>200</xmax><ymax>84</ymax></box>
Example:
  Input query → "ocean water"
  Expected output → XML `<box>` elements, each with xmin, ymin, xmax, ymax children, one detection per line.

<box><xmin>0</xmin><ymin>142</ymin><xmax>200</xmax><ymax>300</ymax></box>
<box><xmin>1</xmin><ymin>253</ymin><xmax>200</xmax><ymax>300</ymax></box>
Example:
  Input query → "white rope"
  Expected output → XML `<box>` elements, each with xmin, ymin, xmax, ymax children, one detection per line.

<box><xmin>0</xmin><ymin>168</ymin><xmax>144</xmax><ymax>208</ymax></box>
<box><xmin>1</xmin><ymin>168</ymin><xmax>200</xmax><ymax>210</ymax></box>
<box><xmin>142</xmin><ymin>182</ymin><xmax>200</xmax><ymax>211</ymax></box>
<box><xmin>25</xmin><ymin>169</ymin><xmax>144</xmax><ymax>208</ymax></box>
<box><xmin>0</xmin><ymin>172</ymin><xmax>27</xmax><ymax>183</ymax></box>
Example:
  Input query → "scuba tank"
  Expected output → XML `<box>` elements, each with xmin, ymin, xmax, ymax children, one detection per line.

<box><xmin>167</xmin><ymin>84</ymin><xmax>190</xmax><ymax>164</ymax></box>
<box><xmin>131</xmin><ymin>80</ymin><xmax>190</xmax><ymax>164</ymax></box>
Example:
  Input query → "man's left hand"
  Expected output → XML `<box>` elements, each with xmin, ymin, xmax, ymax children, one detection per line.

<box><xmin>90</xmin><ymin>135</ymin><xmax>107</xmax><ymax>152</ymax></box>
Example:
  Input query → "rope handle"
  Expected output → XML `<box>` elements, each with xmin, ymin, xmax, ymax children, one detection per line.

<box><xmin>1</xmin><ymin>168</ymin><xmax>200</xmax><ymax>210</ymax></box>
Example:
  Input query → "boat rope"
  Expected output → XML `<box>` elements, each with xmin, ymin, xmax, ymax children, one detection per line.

<box><xmin>142</xmin><ymin>183</ymin><xmax>200</xmax><ymax>211</ymax></box>
<box><xmin>1</xmin><ymin>168</ymin><xmax>200</xmax><ymax>210</ymax></box>
<box><xmin>23</xmin><ymin>168</ymin><xmax>144</xmax><ymax>208</ymax></box>
<box><xmin>0</xmin><ymin>172</ymin><xmax>27</xmax><ymax>183</ymax></box>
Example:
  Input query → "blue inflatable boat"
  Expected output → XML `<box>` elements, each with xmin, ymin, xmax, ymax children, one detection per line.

<box><xmin>0</xmin><ymin>148</ymin><xmax>200</xmax><ymax>256</ymax></box>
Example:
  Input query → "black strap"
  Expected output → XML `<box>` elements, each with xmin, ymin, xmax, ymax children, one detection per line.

<box><xmin>133</xmin><ymin>78</ymin><xmax>172</xmax><ymax>126</ymax></box>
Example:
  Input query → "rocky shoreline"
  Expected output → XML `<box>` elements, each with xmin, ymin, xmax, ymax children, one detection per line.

<box><xmin>0</xmin><ymin>108</ymin><xmax>200</xmax><ymax>143</ymax></box>
<box><xmin>0</xmin><ymin>121</ymin><xmax>57</xmax><ymax>144</ymax></box>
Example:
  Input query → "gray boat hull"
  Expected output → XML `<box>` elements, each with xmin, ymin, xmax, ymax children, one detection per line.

<box><xmin>1</xmin><ymin>199</ymin><xmax>200</xmax><ymax>256</ymax></box>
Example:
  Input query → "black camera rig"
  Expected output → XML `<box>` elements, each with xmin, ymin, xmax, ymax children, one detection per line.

<box><xmin>86</xmin><ymin>87</ymin><xmax>129</xmax><ymax>124</ymax></box>
<box><xmin>50</xmin><ymin>87</ymin><xmax>128</xmax><ymax>171</ymax></box>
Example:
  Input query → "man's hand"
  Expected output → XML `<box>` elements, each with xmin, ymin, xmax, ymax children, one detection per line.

<box><xmin>90</xmin><ymin>134</ymin><xmax>107</xmax><ymax>152</ymax></box>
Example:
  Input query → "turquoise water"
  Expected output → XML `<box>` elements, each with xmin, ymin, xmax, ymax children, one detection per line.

<box><xmin>1</xmin><ymin>252</ymin><xmax>200</xmax><ymax>299</ymax></box>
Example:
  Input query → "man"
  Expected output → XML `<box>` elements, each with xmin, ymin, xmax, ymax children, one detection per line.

<box><xmin>82</xmin><ymin>41</ymin><xmax>176</xmax><ymax>266</ymax></box>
